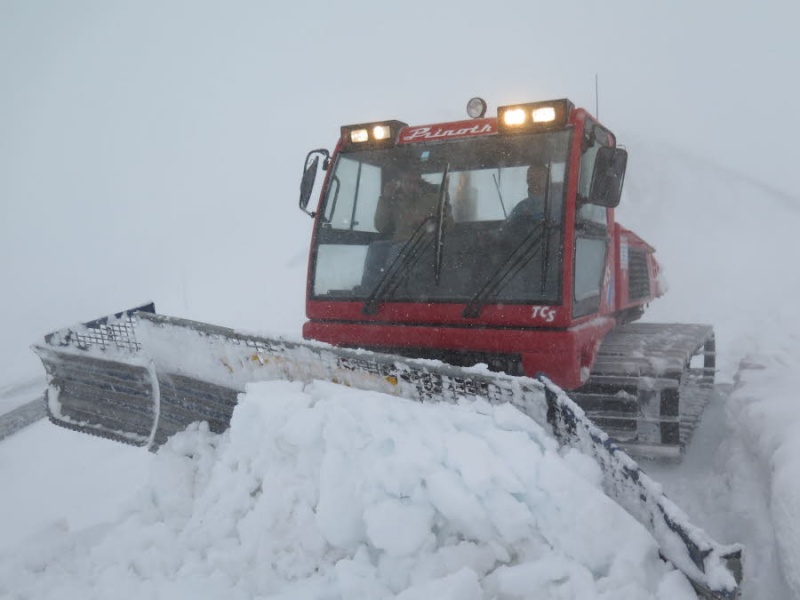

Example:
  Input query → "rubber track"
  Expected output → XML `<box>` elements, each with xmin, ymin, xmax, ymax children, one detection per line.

<box><xmin>573</xmin><ymin>322</ymin><xmax>715</xmax><ymax>458</ymax></box>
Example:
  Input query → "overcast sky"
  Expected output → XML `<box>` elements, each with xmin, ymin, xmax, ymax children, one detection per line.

<box><xmin>1</xmin><ymin>0</ymin><xmax>798</xmax><ymax>380</ymax></box>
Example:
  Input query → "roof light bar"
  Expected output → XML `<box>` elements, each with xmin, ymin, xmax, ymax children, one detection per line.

<box><xmin>497</xmin><ymin>99</ymin><xmax>574</xmax><ymax>134</ymax></box>
<box><xmin>340</xmin><ymin>120</ymin><xmax>408</xmax><ymax>151</ymax></box>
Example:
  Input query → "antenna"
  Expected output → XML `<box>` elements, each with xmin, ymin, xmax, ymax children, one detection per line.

<box><xmin>595</xmin><ymin>74</ymin><xmax>599</xmax><ymax>118</ymax></box>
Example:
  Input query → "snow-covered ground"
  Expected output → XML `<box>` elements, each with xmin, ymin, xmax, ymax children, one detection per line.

<box><xmin>1</xmin><ymin>140</ymin><xmax>799</xmax><ymax>599</ymax></box>
<box><xmin>623</xmin><ymin>138</ymin><xmax>800</xmax><ymax>598</ymax></box>
<box><xmin>0</xmin><ymin>377</ymin><xmax>44</xmax><ymax>415</ymax></box>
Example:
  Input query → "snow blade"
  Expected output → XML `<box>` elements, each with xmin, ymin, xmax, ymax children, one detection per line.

<box><xmin>540</xmin><ymin>379</ymin><xmax>742</xmax><ymax>600</ymax></box>
<box><xmin>33</xmin><ymin>305</ymin><xmax>742</xmax><ymax>598</ymax></box>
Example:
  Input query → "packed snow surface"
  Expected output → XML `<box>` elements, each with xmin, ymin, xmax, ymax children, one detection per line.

<box><xmin>726</xmin><ymin>363</ymin><xmax>800</xmax><ymax>595</ymax></box>
<box><xmin>1</xmin><ymin>380</ymin><xmax>698</xmax><ymax>599</ymax></box>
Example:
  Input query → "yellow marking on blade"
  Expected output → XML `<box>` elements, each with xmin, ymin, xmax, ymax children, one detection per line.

<box><xmin>385</xmin><ymin>375</ymin><xmax>398</xmax><ymax>386</ymax></box>
<box><xmin>220</xmin><ymin>358</ymin><xmax>234</xmax><ymax>374</ymax></box>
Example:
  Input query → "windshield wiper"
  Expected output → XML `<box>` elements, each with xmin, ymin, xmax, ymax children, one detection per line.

<box><xmin>433</xmin><ymin>163</ymin><xmax>450</xmax><ymax>284</ymax></box>
<box><xmin>364</xmin><ymin>166</ymin><xmax>451</xmax><ymax>315</ymax></box>
<box><xmin>462</xmin><ymin>222</ymin><xmax>547</xmax><ymax>318</ymax></box>
<box><xmin>538</xmin><ymin>166</ymin><xmax>554</xmax><ymax>296</ymax></box>
<box><xmin>463</xmin><ymin>165</ymin><xmax>556</xmax><ymax>318</ymax></box>
<box><xmin>362</xmin><ymin>217</ymin><xmax>435</xmax><ymax>315</ymax></box>
<box><xmin>492</xmin><ymin>172</ymin><xmax>508</xmax><ymax>218</ymax></box>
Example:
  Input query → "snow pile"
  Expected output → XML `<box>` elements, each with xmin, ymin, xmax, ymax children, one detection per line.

<box><xmin>0</xmin><ymin>380</ymin><xmax>695</xmax><ymax>600</ymax></box>
<box><xmin>722</xmin><ymin>354</ymin><xmax>800</xmax><ymax>598</ymax></box>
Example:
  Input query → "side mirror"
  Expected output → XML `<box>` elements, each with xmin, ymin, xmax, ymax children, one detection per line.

<box><xmin>299</xmin><ymin>149</ymin><xmax>330</xmax><ymax>217</ymax></box>
<box><xmin>588</xmin><ymin>146</ymin><xmax>627</xmax><ymax>208</ymax></box>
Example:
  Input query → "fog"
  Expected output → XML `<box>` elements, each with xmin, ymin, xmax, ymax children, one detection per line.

<box><xmin>2</xmin><ymin>0</ymin><xmax>798</xmax><ymax>381</ymax></box>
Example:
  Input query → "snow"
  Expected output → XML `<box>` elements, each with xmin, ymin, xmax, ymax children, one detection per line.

<box><xmin>0</xmin><ymin>381</ymin><xmax>697</xmax><ymax>599</ymax></box>
<box><xmin>0</xmin><ymin>377</ymin><xmax>45</xmax><ymax>415</ymax></box>
<box><xmin>728</xmin><ymin>363</ymin><xmax>800</xmax><ymax>595</ymax></box>
<box><xmin>0</xmin><ymin>422</ymin><xmax>153</xmax><ymax>554</ymax></box>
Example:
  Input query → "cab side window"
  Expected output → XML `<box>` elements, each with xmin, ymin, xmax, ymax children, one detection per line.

<box><xmin>322</xmin><ymin>156</ymin><xmax>382</xmax><ymax>232</ymax></box>
<box><xmin>573</xmin><ymin>122</ymin><xmax>612</xmax><ymax>317</ymax></box>
<box><xmin>577</xmin><ymin>125</ymin><xmax>611</xmax><ymax>226</ymax></box>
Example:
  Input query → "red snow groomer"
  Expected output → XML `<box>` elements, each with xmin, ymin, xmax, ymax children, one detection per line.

<box><xmin>33</xmin><ymin>97</ymin><xmax>739</xmax><ymax>599</ymax></box>
<box><xmin>300</xmin><ymin>97</ymin><xmax>715</xmax><ymax>458</ymax></box>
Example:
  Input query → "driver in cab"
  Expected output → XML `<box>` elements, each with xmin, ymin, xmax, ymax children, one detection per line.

<box><xmin>374</xmin><ymin>171</ymin><xmax>453</xmax><ymax>240</ymax></box>
<box><xmin>508</xmin><ymin>163</ymin><xmax>549</xmax><ymax>221</ymax></box>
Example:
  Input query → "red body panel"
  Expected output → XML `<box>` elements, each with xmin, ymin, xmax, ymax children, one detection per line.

<box><xmin>303</xmin><ymin>316</ymin><xmax>616</xmax><ymax>390</ymax></box>
<box><xmin>614</xmin><ymin>224</ymin><xmax>663</xmax><ymax>310</ymax></box>
<box><xmin>307</xmin><ymin>300</ymin><xmax>575</xmax><ymax>329</ymax></box>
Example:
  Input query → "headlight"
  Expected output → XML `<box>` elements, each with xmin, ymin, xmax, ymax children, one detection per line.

<box><xmin>350</xmin><ymin>129</ymin><xmax>369</xmax><ymax>143</ymax></box>
<box><xmin>532</xmin><ymin>106</ymin><xmax>556</xmax><ymax>123</ymax></box>
<box><xmin>372</xmin><ymin>125</ymin><xmax>391</xmax><ymax>140</ymax></box>
<box><xmin>502</xmin><ymin>108</ymin><xmax>527</xmax><ymax>126</ymax></box>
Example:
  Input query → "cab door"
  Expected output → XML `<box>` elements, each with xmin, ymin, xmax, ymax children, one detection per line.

<box><xmin>573</xmin><ymin>120</ymin><xmax>617</xmax><ymax>318</ymax></box>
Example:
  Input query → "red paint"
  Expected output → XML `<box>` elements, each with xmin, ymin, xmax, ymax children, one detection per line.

<box><xmin>303</xmin><ymin>316</ymin><xmax>616</xmax><ymax>390</ymax></box>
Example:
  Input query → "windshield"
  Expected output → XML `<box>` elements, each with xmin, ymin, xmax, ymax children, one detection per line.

<box><xmin>312</xmin><ymin>130</ymin><xmax>570</xmax><ymax>306</ymax></box>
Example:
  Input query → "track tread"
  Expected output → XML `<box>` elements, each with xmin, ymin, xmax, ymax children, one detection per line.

<box><xmin>574</xmin><ymin>322</ymin><xmax>716</xmax><ymax>458</ymax></box>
